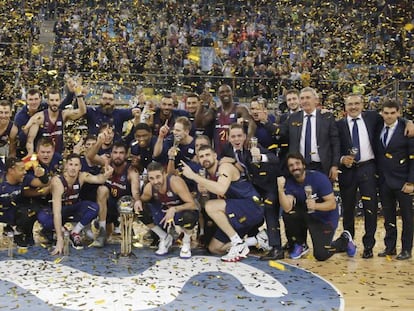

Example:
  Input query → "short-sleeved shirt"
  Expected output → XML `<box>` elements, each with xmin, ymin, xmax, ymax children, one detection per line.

<box><xmin>285</xmin><ymin>170</ymin><xmax>339</xmax><ymax>226</ymax></box>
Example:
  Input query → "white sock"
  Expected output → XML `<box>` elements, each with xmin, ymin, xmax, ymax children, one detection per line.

<box><xmin>72</xmin><ymin>223</ymin><xmax>84</xmax><ymax>234</ymax></box>
<box><xmin>99</xmin><ymin>221</ymin><xmax>106</xmax><ymax>229</ymax></box>
<box><xmin>230</xmin><ymin>234</ymin><xmax>243</xmax><ymax>246</ymax></box>
<box><xmin>151</xmin><ymin>226</ymin><xmax>167</xmax><ymax>239</ymax></box>
<box><xmin>183</xmin><ymin>232</ymin><xmax>191</xmax><ymax>243</ymax></box>
<box><xmin>199</xmin><ymin>227</ymin><xmax>205</xmax><ymax>235</ymax></box>
<box><xmin>245</xmin><ymin>236</ymin><xmax>258</xmax><ymax>247</ymax></box>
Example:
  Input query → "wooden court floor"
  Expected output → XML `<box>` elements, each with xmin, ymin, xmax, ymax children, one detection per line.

<box><xmin>289</xmin><ymin>216</ymin><xmax>414</xmax><ymax>311</ymax></box>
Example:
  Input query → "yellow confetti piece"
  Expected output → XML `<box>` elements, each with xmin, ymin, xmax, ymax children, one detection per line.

<box><xmin>239</xmin><ymin>216</ymin><xmax>246</xmax><ymax>223</ymax></box>
<box><xmin>264</xmin><ymin>199</ymin><xmax>273</xmax><ymax>205</ymax></box>
<box><xmin>150</xmin><ymin>284</ymin><xmax>156</xmax><ymax>290</ymax></box>
<box><xmin>409</xmin><ymin>155</ymin><xmax>414</xmax><ymax>159</ymax></box>
<box><xmin>269</xmin><ymin>260</ymin><xmax>286</xmax><ymax>271</ymax></box>
<box><xmin>386</xmin><ymin>255</ymin><xmax>393</xmax><ymax>261</ymax></box>
<box><xmin>54</xmin><ymin>257</ymin><xmax>63</xmax><ymax>264</ymax></box>
<box><xmin>259</xmin><ymin>172</ymin><xmax>267</xmax><ymax>176</ymax></box>
<box><xmin>95</xmin><ymin>299</ymin><xmax>105</xmax><ymax>305</ymax></box>
<box><xmin>361</xmin><ymin>196</ymin><xmax>371</xmax><ymax>201</ymax></box>
<box><xmin>17</xmin><ymin>247</ymin><xmax>28</xmax><ymax>254</ymax></box>
<box><xmin>385</xmin><ymin>153</ymin><xmax>393</xmax><ymax>159</ymax></box>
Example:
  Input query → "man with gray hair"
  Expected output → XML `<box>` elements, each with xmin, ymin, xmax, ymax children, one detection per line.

<box><xmin>279</xmin><ymin>87</ymin><xmax>340</xmax><ymax>181</ymax></box>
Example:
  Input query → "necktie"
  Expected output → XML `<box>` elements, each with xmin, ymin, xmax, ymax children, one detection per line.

<box><xmin>352</xmin><ymin>118</ymin><xmax>361</xmax><ymax>162</ymax></box>
<box><xmin>236</xmin><ymin>150</ymin><xmax>248</xmax><ymax>174</ymax></box>
<box><xmin>383</xmin><ymin>126</ymin><xmax>390</xmax><ymax>147</ymax></box>
<box><xmin>304</xmin><ymin>114</ymin><xmax>312</xmax><ymax>164</ymax></box>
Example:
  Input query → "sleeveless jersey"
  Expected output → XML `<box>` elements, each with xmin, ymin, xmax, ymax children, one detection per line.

<box><xmin>39</xmin><ymin>110</ymin><xmax>64</xmax><ymax>153</ymax></box>
<box><xmin>0</xmin><ymin>121</ymin><xmax>13</xmax><ymax>148</ymax></box>
<box><xmin>214</xmin><ymin>105</ymin><xmax>238</xmax><ymax>156</ymax></box>
<box><xmin>105</xmin><ymin>163</ymin><xmax>131</xmax><ymax>199</ymax></box>
<box><xmin>152</xmin><ymin>175</ymin><xmax>183</xmax><ymax>209</ymax></box>
<box><xmin>59</xmin><ymin>175</ymin><xmax>81</xmax><ymax>205</ymax></box>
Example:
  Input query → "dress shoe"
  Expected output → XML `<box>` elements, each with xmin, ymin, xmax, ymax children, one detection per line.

<box><xmin>362</xmin><ymin>248</ymin><xmax>373</xmax><ymax>259</ymax></box>
<box><xmin>378</xmin><ymin>248</ymin><xmax>397</xmax><ymax>257</ymax></box>
<box><xmin>260</xmin><ymin>247</ymin><xmax>285</xmax><ymax>261</ymax></box>
<box><xmin>396</xmin><ymin>250</ymin><xmax>412</xmax><ymax>260</ymax></box>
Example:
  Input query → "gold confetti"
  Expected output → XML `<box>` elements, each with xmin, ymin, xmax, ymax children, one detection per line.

<box><xmin>269</xmin><ymin>260</ymin><xmax>286</xmax><ymax>271</ymax></box>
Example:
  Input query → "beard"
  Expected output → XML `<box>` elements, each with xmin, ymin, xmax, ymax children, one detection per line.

<box><xmin>112</xmin><ymin>158</ymin><xmax>125</xmax><ymax>167</ymax></box>
<box><xmin>102</xmin><ymin>104</ymin><xmax>114</xmax><ymax>114</ymax></box>
<box><xmin>292</xmin><ymin>168</ymin><xmax>304</xmax><ymax>180</ymax></box>
<box><xmin>202</xmin><ymin>160</ymin><xmax>214</xmax><ymax>170</ymax></box>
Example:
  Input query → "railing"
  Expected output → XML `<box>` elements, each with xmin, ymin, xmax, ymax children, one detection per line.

<box><xmin>3</xmin><ymin>69</ymin><xmax>412</xmax><ymax>109</ymax></box>
<box><xmin>377</xmin><ymin>80</ymin><xmax>414</xmax><ymax>105</ymax></box>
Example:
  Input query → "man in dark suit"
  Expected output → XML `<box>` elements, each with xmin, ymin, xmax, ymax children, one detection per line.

<box><xmin>336</xmin><ymin>94</ymin><xmax>383</xmax><ymax>259</ymax></box>
<box><xmin>221</xmin><ymin>123</ymin><xmax>284</xmax><ymax>260</ymax></box>
<box><xmin>280</xmin><ymin>87</ymin><xmax>340</xmax><ymax>181</ymax></box>
<box><xmin>376</xmin><ymin>99</ymin><xmax>414</xmax><ymax>260</ymax></box>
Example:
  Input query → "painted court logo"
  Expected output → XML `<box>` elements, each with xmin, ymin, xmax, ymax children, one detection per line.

<box><xmin>0</xmin><ymin>248</ymin><xmax>344</xmax><ymax>310</ymax></box>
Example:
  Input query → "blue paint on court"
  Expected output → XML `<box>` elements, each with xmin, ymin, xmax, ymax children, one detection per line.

<box><xmin>0</xmin><ymin>247</ymin><xmax>343</xmax><ymax>310</ymax></box>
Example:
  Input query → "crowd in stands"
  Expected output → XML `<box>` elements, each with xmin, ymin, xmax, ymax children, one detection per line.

<box><xmin>0</xmin><ymin>0</ymin><xmax>413</xmax><ymax>110</ymax></box>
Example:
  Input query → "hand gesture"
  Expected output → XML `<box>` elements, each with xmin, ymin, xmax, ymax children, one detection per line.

<box><xmin>277</xmin><ymin>176</ymin><xmax>286</xmax><ymax>190</ymax></box>
<box><xmin>34</xmin><ymin>166</ymin><xmax>46</xmax><ymax>178</ymax></box>
<box><xmin>103</xmin><ymin>164</ymin><xmax>114</xmax><ymax>178</ymax></box>
<box><xmin>161</xmin><ymin>207</ymin><xmax>175</xmax><ymax>230</ymax></box>
<box><xmin>180</xmin><ymin>160</ymin><xmax>196</xmax><ymax>180</ymax></box>
<box><xmin>132</xmin><ymin>107</ymin><xmax>141</xmax><ymax>119</ymax></box>
<box><xmin>159</xmin><ymin>119</ymin><xmax>170</xmax><ymax>138</ymax></box>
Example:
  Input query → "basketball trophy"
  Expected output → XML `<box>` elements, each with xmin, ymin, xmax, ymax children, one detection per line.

<box><xmin>304</xmin><ymin>185</ymin><xmax>315</xmax><ymax>213</ymax></box>
<box><xmin>118</xmin><ymin>195</ymin><xmax>135</xmax><ymax>256</ymax></box>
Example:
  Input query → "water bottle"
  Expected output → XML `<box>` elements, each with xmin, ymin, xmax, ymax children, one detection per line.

<box><xmin>198</xmin><ymin>168</ymin><xmax>209</xmax><ymax>199</ymax></box>
<box><xmin>7</xmin><ymin>231</ymin><xmax>14</xmax><ymax>257</ymax></box>
<box><xmin>63</xmin><ymin>231</ymin><xmax>70</xmax><ymax>256</ymax></box>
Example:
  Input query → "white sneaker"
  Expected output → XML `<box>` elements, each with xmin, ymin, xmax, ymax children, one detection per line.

<box><xmin>155</xmin><ymin>234</ymin><xmax>173</xmax><ymax>256</ymax></box>
<box><xmin>113</xmin><ymin>226</ymin><xmax>121</xmax><ymax>235</ymax></box>
<box><xmin>221</xmin><ymin>242</ymin><xmax>249</xmax><ymax>262</ymax></box>
<box><xmin>256</xmin><ymin>230</ymin><xmax>272</xmax><ymax>251</ymax></box>
<box><xmin>180</xmin><ymin>240</ymin><xmax>192</xmax><ymax>259</ymax></box>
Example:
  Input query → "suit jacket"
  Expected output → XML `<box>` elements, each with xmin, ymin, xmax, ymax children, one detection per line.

<box><xmin>337</xmin><ymin>110</ymin><xmax>382</xmax><ymax>186</ymax></box>
<box><xmin>280</xmin><ymin>110</ymin><xmax>340</xmax><ymax>175</ymax></box>
<box><xmin>376</xmin><ymin>119</ymin><xmax>414</xmax><ymax>190</ymax></box>
<box><xmin>221</xmin><ymin>142</ymin><xmax>281</xmax><ymax>196</ymax></box>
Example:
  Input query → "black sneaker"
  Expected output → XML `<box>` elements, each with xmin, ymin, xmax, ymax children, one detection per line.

<box><xmin>14</xmin><ymin>234</ymin><xmax>28</xmax><ymax>248</ymax></box>
<box><xmin>26</xmin><ymin>234</ymin><xmax>35</xmax><ymax>246</ymax></box>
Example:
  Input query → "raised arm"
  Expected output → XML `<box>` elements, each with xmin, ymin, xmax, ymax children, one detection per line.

<box><xmin>63</xmin><ymin>93</ymin><xmax>86</xmax><ymax>121</ymax></box>
<box><xmin>181</xmin><ymin>161</ymin><xmax>235</xmax><ymax>197</ymax></box>
<box><xmin>194</xmin><ymin>104</ymin><xmax>214</xmax><ymax>128</ymax></box>
<box><xmin>86</xmin><ymin>132</ymin><xmax>107</xmax><ymax>166</ymax></box>
<box><xmin>25</xmin><ymin>113</ymin><xmax>44</xmax><ymax>155</ymax></box>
